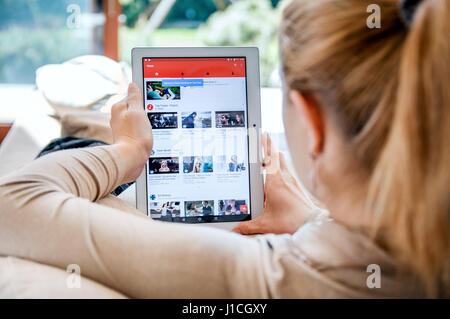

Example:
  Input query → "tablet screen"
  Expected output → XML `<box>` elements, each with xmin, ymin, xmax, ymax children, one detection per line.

<box><xmin>142</xmin><ymin>57</ymin><xmax>251</xmax><ymax>224</ymax></box>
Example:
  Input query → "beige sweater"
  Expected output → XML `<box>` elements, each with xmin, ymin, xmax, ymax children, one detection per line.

<box><xmin>0</xmin><ymin>146</ymin><xmax>424</xmax><ymax>298</ymax></box>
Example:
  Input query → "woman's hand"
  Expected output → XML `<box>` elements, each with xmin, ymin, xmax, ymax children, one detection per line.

<box><xmin>110</xmin><ymin>83</ymin><xmax>153</xmax><ymax>183</ymax></box>
<box><xmin>233</xmin><ymin>133</ymin><xmax>318</xmax><ymax>235</ymax></box>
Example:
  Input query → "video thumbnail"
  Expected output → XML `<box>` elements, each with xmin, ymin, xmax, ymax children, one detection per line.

<box><xmin>181</xmin><ymin>111</ymin><xmax>212</xmax><ymax>128</ymax></box>
<box><xmin>215</xmin><ymin>155</ymin><xmax>246</xmax><ymax>172</ymax></box>
<box><xmin>217</xmin><ymin>200</ymin><xmax>248</xmax><ymax>215</ymax></box>
<box><xmin>149</xmin><ymin>201</ymin><xmax>181</xmax><ymax>217</ymax></box>
<box><xmin>215</xmin><ymin>111</ymin><xmax>245</xmax><ymax>128</ymax></box>
<box><xmin>185</xmin><ymin>200</ymin><xmax>214</xmax><ymax>217</ymax></box>
<box><xmin>147</xmin><ymin>112</ymin><xmax>178</xmax><ymax>129</ymax></box>
<box><xmin>183</xmin><ymin>156</ymin><xmax>213</xmax><ymax>173</ymax></box>
<box><xmin>148</xmin><ymin>157</ymin><xmax>179</xmax><ymax>174</ymax></box>
<box><xmin>146</xmin><ymin>81</ymin><xmax>181</xmax><ymax>100</ymax></box>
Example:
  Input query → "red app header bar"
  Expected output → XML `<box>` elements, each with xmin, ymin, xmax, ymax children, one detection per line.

<box><xmin>143</xmin><ymin>57</ymin><xmax>246</xmax><ymax>78</ymax></box>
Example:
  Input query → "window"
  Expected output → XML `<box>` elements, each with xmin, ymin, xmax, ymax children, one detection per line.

<box><xmin>0</xmin><ymin>0</ymin><xmax>103</xmax><ymax>84</ymax></box>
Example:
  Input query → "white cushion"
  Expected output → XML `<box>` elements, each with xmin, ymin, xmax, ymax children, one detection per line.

<box><xmin>35</xmin><ymin>55</ymin><xmax>130</xmax><ymax>116</ymax></box>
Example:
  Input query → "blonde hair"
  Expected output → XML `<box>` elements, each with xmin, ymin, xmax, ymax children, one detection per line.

<box><xmin>280</xmin><ymin>0</ymin><xmax>449</xmax><ymax>296</ymax></box>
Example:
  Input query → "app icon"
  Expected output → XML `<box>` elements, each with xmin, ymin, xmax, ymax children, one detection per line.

<box><xmin>147</xmin><ymin>104</ymin><xmax>154</xmax><ymax>111</ymax></box>
<box><xmin>241</xmin><ymin>205</ymin><xmax>248</xmax><ymax>213</ymax></box>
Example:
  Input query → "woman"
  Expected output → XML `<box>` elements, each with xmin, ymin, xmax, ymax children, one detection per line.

<box><xmin>234</xmin><ymin>113</ymin><xmax>244</xmax><ymax>126</ymax></box>
<box><xmin>220</xmin><ymin>114</ymin><xmax>229</xmax><ymax>126</ymax></box>
<box><xmin>228</xmin><ymin>155</ymin><xmax>244</xmax><ymax>172</ymax></box>
<box><xmin>146</xmin><ymin>84</ymin><xmax>163</xmax><ymax>100</ymax></box>
<box><xmin>228</xmin><ymin>200</ymin><xmax>237</xmax><ymax>215</ymax></box>
<box><xmin>158</xmin><ymin>160</ymin><xmax>170</xmax><ymax>173</ymax></box>
<box><xmin>160</xmin><ymin>203</ymin><xmax>168</xmax><ymax>217</ymax></box>
<box><xmin>0</xmin><ymin>0</ymin><xmax>449</xmax><ymax>298</ymax></box>
<box><xmin>193</xmin><ymin>157</ymin><xmax>203</xmax><ymax>173</ymax></box>
<box><xmin>161</xmin><ymin>88</ymin><xmax>176</xmax><ymax>100</ymax></box>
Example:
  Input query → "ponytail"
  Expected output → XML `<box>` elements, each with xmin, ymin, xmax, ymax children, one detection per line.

<box><xmin>368</xmin><ymin>0</ymin><xmax>450</xmax><ymax>296</ymax></box>
<box><xmin>281</xmin><ymin>0</ymin><xmax>449</xmax><ymax>296</ymax></box>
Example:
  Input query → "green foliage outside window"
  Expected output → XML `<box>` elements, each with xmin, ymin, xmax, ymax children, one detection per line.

<box><xmin>0</xmin><ymin>0</ymin><xmax>283</xmax><ymax>86</ymax></box>
<box><xmin>199</xmin><ymin>0</ymin><xmax>282</xmax><ymax>87</ymax></box>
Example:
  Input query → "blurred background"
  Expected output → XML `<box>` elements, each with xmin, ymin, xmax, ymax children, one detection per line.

<box><xmin>0</xmin><ymin>0</ymin><xmax>288</xmax><ymax>177</ymax></box>
<box><xmin>0</xmin><ymin>0</ymin><xmax>283</xmax><ymax>86</ymax></box>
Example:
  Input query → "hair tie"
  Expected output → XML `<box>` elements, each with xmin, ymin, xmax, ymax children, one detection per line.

<box><xmin>399</xmin><ymin>0</ymin><xmax>423</xmax><ymax>28</ymax></box>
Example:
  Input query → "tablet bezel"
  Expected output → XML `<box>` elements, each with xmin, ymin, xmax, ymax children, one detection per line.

<box><xmin>132</xmin><ymin>47</ymin><xmax>263</xmax><ymax>230</ymax></box>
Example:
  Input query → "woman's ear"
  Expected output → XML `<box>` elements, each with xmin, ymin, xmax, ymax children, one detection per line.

<box><xmin>288</xmin><ymin>90</ymin><xmax>324</xmax><ymax>156</ymax></box>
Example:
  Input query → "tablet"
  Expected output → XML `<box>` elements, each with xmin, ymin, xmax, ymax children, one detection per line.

<box><xmin>132</xmin><ymin>47</ymin><xmax>263</xmax><ymax>230</ymax></box>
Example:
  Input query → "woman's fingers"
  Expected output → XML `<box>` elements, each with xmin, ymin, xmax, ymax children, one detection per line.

<box><xmin>126</xmin><ymin>83</ymin><xmax>143</xmax><ymax>111</ymax></box>
<box><xmin>279</xmin><ymin>152</ymin><xmax>288</xmax><ymax>171</ymax></box>
<box><xmin>111</xmin><ymin>83</ymin><xmax>141</xmax><ymax>116</ymax></box>
<box><xmin>262</xmin><ymin>133</ymin><xmax>281</xmax><ymax>175</ymax></box>
<box><xmin>110</xmin><ymin>99</ymin><xmax>127</xmax><ymax>120</ymax></box>
<box><xmin>261</xmin><ymin>132</ymin><xmax>272</xmax><ymax>169</ymax></box>
<box><xmin>277</xmin><ymin>151</ymin><xmax>308</xmax><ymax>195</ymax></box>
<box><xmin>261</xmin><ymin>132</ymin><xmax>269</xmax><ymax>161</ymax></box>
<box><xmin>262</xmin><ymin>132</ymin><xmax>276</xmax><ymax>157</ymax></box>
<box><xmin>267</xmin><ymin>132</ymin><xmax>273</xmax><ymax>157</ymax></box>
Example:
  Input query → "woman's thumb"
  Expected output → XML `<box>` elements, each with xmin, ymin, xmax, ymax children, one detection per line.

<box><xmin>232</xmin><ymin>218</ymin><xmax>264</xmax><ymax>235</ymax></box>
<box><xmin>127</xmin><ymin>83</ymin><xmax>142</xmax><ymax>110</ymax></box>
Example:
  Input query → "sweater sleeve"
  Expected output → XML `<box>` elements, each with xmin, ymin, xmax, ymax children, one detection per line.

<box><xmin>0</xmin><ymin>146</ymin><xmax>272</xmax><ymax>298</ymax></box>
<box><xmin>0</xmin><ymin>146</ymin><xmax>126</xmax><ymax>202</ymax></box>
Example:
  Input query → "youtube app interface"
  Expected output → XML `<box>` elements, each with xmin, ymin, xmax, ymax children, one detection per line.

<box><xmin>143</xmin><ymin>57</ymin><xmax>251</xmax><ymax>224</ymax></box>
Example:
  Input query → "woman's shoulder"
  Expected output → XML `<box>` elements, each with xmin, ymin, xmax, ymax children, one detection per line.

<box><xmin>255</xmin><ymin>218</ymin><xmax>425</xmax><ymax>298</ymax></box>
<box><xmin>293</xmin><ymin>217</ymin><xmax>394</xmax><ymax>270</ymax></box>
